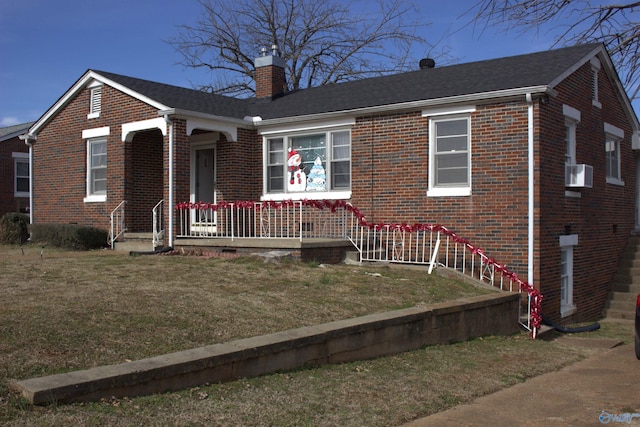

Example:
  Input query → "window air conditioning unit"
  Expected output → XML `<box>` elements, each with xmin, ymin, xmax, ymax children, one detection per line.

<box><xmin>565</xmin><ymin>164</ymin><xmax>593</xmax><ymax>188</ymax></box>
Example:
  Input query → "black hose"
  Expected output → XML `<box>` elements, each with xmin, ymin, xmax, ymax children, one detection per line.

<box><xmin>541</xmin><ymin>314</ymin><xmax>600</xmax><ymax>333</ymax></box>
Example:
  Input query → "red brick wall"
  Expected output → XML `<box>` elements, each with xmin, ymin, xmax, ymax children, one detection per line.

<box><xmin>350</xmin><ymin>103</ymin><xmax>531</xmax><ymax>277</ymax></box>
<box><xmin>536</xmin><ymin>61</ymin><xmax>636</xmax><ymax>322</ymax></box>
<box><xmin>0</xmin><ymin>136</ymin><xmax>29</xmax><ymax>216</ymax></box>
<box><xmin>33</xmin><ymin>83</ymin><xmax>161</xmax><ymax>231</ymax></box>
<box><xmin>348</xmin><ymin>61</ymin><xmax>636</xmax><ymax>323</ymax></box>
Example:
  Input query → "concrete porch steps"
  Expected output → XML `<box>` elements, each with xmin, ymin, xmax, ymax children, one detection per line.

<box><xmin>113</xmin><ymin>232</ymin><xmax>155</xmax><ymax>253</ymax></box>
<box><xmin>603</xmin><ymin>236</ymin><xmax>640</xmax><ymax>321</ymax></box>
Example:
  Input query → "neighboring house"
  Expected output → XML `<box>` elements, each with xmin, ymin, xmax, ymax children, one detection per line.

<box><xmin>0</xmin><ymin>122</ymin><xmax>33</xmax><ymax>217</ymax></box>
<box><xmin>21</xmin><ymin>43</ymin><xmax>640</xmax><ymax>324</ymax></box>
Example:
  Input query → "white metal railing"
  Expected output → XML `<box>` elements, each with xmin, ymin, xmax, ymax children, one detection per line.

<box><xmin>176</xmin><ymin>200</ymin><xmax>350</xmax><ymax>240</ymax></box>
<box><xmin>153</xmin><ymin>199</ymin><xmax>164</xmax><ymax>249</ymax></box>
<box><xmin>108</xmin><ymin>200</ymin><xmax>126</xmax><ymax>249</ymax></box>
<box><xmin>348</xmin><ymin>222</ymin><xmax>541</xmax><ymax>337</ymax></box>
<box><xmin>174</xmin><ymin>199</ymin><xmax>542</xmax><ymax>337</ymax></box>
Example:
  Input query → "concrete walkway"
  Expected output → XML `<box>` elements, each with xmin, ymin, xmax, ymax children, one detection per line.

<box><xmin>404</xmin><ymin>335</ymin><xmax>640</xmax><ymax>427</ymax></box>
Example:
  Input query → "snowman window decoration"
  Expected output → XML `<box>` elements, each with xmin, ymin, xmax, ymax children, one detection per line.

<box><xmin>287</xmin><ymin>148</ymin><xmax>307</xmax><ymax>192</ymax></box>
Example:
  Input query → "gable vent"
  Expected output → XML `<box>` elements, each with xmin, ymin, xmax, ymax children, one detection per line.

<box><xmin>90</xmin><ymin>87</ymin><xmax>102</xmax><ymax>115</ymax></box>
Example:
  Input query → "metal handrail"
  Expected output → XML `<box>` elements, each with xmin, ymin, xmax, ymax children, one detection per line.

<box><xmin>108</xmin><ymin>200</ymin><xmax>126</xmax><ymax>249</ymax></box>
<box><xmin>153</xmin><ymin>199</ymin><xmax>164</xmax><ymax>249</ymax></box>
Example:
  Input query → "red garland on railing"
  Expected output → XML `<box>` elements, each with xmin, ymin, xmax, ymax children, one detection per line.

<box><xmin>175</xmin><ymin>199</ymin><xmax>543</xmax><ymax>335</ymax></box>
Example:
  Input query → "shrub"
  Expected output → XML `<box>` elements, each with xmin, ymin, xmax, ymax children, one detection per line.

<box><xmin>0</xmin><ymin>213</ymin><xmax>30</xmax><ymax>244</ymax></box>
<box><xmin>30</xmin><ymin>223</ymin><xmax>108</xmax><ymax>250</ymax></box>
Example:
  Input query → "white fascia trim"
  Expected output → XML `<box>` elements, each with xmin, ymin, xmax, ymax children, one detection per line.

<box><xmin>255</xmin><ymin>86</ymin><xmax>551</xmax><ymax>127</ymax></box>
<box><xmin>30</xmin><ymin>70</ymin><xmax>170</xmax><ymax>135</ymax></box>
<box><xmin>122</xmin><ymin>118</ymin><xmax>167</xmax><ymax>142</ymax></box>
<box><xmin>159</xmin><ymin>109</ymin><xmax>248</xmax><ymax>127</ymax></box>
<box><xmin>559</xmin><ymin>234</ymin><xmax>578</xmax><ymax>247</ymax></box>
<box><xmin>548</xmin><ymin>46</ymin><xmax>604</xmax><ymax>89</ymax></box>
<box><xmin>82</xmin><ymin>126</ymin><xmax>110</xmax><ymax>139</ymax></box>
<box><xmin>259</xmin><ymin>117</ymin><xmax>356</xmax><ymax>136</ymax></box>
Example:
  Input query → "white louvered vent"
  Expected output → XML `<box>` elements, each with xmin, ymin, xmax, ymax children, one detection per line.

<box><xmin>90</xmin><ymin>87</ymin><xmax>102</xmax><ymax>116</ymax></box>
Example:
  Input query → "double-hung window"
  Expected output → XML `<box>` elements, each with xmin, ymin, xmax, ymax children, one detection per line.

<box><xmin>264</xmin><ymin>128</ymin><xmax>351</xmax><ymax>199</ymax></box>
<box><xmin>426</xmin><ymin>112</ymin><xmax>472</xmax><ymax>197</ymax></box>
<box><xmin>82</xmin><ymin>126</ymin><xmax>109</xmax><ymax>202</ymax></box>
<box><xmin>87</xmin><ymin>138</ymin><xmax>107</xmax><ymax>200</ymax></box>
<box><xmin>604</xmin><ymin>123</ymin><xmax>624</xmax><ymax>185</ymax></box>
<box><xmin>13</xmin><ymin>152</ymin><xmax>29</xmax><ymax>197</ymax></box>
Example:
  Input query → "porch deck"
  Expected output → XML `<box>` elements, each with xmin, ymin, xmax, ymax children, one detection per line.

<box><xmin>173</xmin><ymin>237</ymin><xmax>354</xmax><ymax>264</ymax></box>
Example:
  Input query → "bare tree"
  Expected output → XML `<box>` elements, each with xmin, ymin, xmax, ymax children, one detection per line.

<box><xmin>467</xmin><ymin>1</ymin><xmax>640</xmax><ymax>101</ymax></box>
<box><xmin>169</xmin><ymin>0</ymin><xmax>436</xmax><ymax>97</ymax></box>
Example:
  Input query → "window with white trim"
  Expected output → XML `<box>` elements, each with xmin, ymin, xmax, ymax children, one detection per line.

<box><xmin>560</xmin><ymin>234</ymin><xmax>578</xmax><ymax>317</ymax></box>
<box><xmin>88</xmin><ymin>85</ymin><xmax>102</xmax><ymax>118</ymax></box>
<box><xmin>13</xmin><ymin>152</ymin><xmax>29</xmax><ymax>197</ymax></box>
<box><xmin>264</xmin><ymin>129</ymin><xmax>351</xmax><ymax>197</ymax></box>
<box><xmin>563</xmin><ymin>105</ymin><xmax>580</xmax><ymax>167</ymax></box>
<box><xmin>427</xmin><ymin>115</ymin><xmax>471</xmax><ymax>196</ymax></box>
<box><xmin>87</xmin><ymin>138</ymin><xmax>107</xmax><ymax>198</ymax></box>
<box><xmin>604</xmin><ymin>122</ymin><xmax>624</xmax><ymax>184</ymax></box>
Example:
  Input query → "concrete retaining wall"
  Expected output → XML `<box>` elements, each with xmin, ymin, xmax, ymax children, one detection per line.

<box><xmin>12</xmin><ymin>292</ymin><xmax>520</xmax><ymax>405</ymax></box>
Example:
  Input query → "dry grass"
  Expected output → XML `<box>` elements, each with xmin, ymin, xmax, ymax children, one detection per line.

<box><xmin>0</xmin><ymin>243</ymin><xmax>628</xmax><ymax>426</ymax></box>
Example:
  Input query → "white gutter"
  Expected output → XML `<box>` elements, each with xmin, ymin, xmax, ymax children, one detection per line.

<box><xmin>18</xmin><ymin>133</ymin><xmax>36</xmax><ymax>225</ymax></box>
<box><xmin>526</xmin><ymin>93</ymin><xmax>534</xmax><ymax>286</ymax></box>
<box><xmin>162</xmin><ymin>114</ymin><xmax>174</xmax><ymax>248</ymax></box>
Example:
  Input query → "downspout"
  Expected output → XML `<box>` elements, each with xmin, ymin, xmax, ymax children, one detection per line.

<box><xmin>526</xmin><ymin>93</ymin><xmax>534</xmax><ymax>287</ymax></box>
<box><xmin>163</xmin><ymin>114</ymin><xmax>174</xmax><ymax>248</ymax></box>
<box><xmin>19</xmin><ymin>134</ymin><xmax>36</xmax><ymax>225</ymax></box>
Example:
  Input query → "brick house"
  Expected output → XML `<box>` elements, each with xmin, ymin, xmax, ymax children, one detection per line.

<box><xmin>0</xmin><ymin>122</ymin><xmax>33</xmax><ymax>217</ymax></box>
<box><xmin>21</xmin><ymin>43</ymin><xmax>640</xmax><ymax>323</ymax></box>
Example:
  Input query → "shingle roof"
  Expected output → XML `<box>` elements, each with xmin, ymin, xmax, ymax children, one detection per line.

<box><xmin>93</xmin><ymin>71</ymin><xmax>252</xmax><ymax>120</ymax></box>
<box><xmin>0</xmin><ymin>122</ymin><xmax>35</xmax><ymax>142</ymax></box>
<box><xmin>94</xmin><ymin>43</ymin><xmax>602</xmax><ymax>122</ymax></box>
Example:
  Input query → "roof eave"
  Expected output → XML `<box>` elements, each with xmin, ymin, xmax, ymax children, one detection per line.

<box><xmin>158</xmin><ymin>108</ymin><xmax>251</xmax><ymax>128</ymax></box>
<box><xmin>255</xmin><ymin>86</ymin><xmax>553</xmax><ymax>127</ymax></box>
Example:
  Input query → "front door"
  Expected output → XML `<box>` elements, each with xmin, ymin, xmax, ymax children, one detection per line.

<box><xmin>193</xmin><ymin>147</ymin><xmax>217</xmax><ymax>231</ymax></box>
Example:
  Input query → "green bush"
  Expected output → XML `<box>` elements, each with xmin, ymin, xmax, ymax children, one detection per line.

<box><xmin>0</xmin><ymin>213</ymin><xmax>30</xmax><ymax>244</ymax></box>
<box><xmin>30</xmin><ymin>223</ymin><xmax>108</xmax><ymax>250</ymax></box>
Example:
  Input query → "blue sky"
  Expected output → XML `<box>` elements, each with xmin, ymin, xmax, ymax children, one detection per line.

<box><xmin>1</xmin><ymin>0</ymin><xmax>634</xmax><ymax>127</ymax></box>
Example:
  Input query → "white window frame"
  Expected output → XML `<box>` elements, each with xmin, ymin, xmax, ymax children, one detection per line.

<box><xmin>604</xmin><ymin>122</ymin><xmax>624</xmax><ymax>186</ymax></box>
<box><xmin>87</xmin><ymin>82</ymin><xmax>103</xmax><ymax>119</ymax></box>
<box><xmin>82</xmin><ymin>126</ymin><xmax>110</xmax><ymax>203</ymax></box>
<box><xmin>560</xmin><ymin>234</ymin><xmax>578</xmax><ymax>318</ymax></box>
<box><xmin>425</xmin><ymin>110</ymin><xmax>473</xmax><ymax>197</ymax></box>
<box><xmin>12</xmin><ymin>152</ymin><xmax>29</xmax><ymax>197</ymax></box>
<box><xmin>261</xmin><ymin>126</ymin><xmax>352</xmax><ymax>201</ymax></box>
<box><xmin>563</xmin><ymin>105</ymin><xmax>581</xmax><ymax>197</ymax></box>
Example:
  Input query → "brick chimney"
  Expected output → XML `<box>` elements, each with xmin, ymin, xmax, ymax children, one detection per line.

<box><xmin>254</xmin><ymin>45</ymin><xmax>286</xmax><ymax>100</ymax></box>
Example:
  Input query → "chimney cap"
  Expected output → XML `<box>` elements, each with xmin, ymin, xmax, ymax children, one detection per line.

<box><xmin>419</xmin><ymin>58</ymin><xmax>435</xmax><ymax>69</ymax></box>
